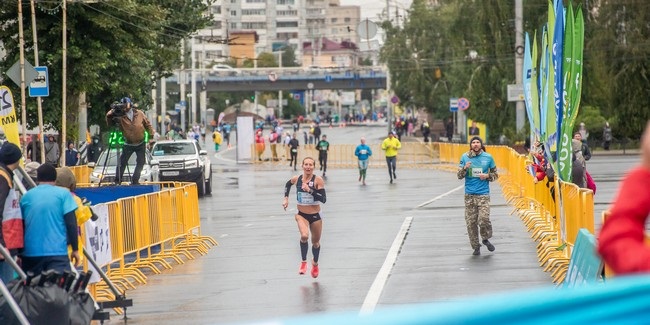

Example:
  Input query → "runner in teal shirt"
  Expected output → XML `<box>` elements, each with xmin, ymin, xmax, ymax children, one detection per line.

<box><xmin>457</xmin><ymin>136</ymin><xmax>499</xmax><ymax>256</ymax></box>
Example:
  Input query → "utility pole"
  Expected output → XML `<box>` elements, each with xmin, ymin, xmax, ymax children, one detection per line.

<box><xmin>61</xmin><ymin>0</ymin><xmax>68</xmax><ymax>166</ymax></box>
<box><xmin>17</xmin><ymin>0</ymin><xmax>28</xmax><ymax>153</ymax></box>
<box><xmin>160</xmin><ymin>76</ymin><xmax>166</xmax><ymax>135</ymax></box>
<box><xmin>29</xmin><ymin>0</ymin><xmax>45</xmax><ymax>163</ymax></box>
<box><xmin>278</xmin><ymin>49</ymin><xmax>283</xmax><ymax>120</ymax></box>
<box><xmin>191</xmin><ymin>36</ymin><xmax>197</xmax><ymax>127</ymax></box>
<box><xmin>515</xmin><ymin>0</ymin><xmax>525</xmax><ymax>132</ymax></box>
<box><xmin>180</xmin><ymin>40</ymin><xmax>186</xmax><ymax>131</ymax></box>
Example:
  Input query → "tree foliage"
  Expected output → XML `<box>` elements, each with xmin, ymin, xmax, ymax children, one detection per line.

<box><xmin>584</xmin><ymin>0</ymin><xmax>650</xmax><ymax>139</ymax></box>
<box><xmin>0</xmin><ymin>0</ymin><xmax>212</xmax><ymax>138</ymax></box>
<box><xmin>379</xmin><ymin>0</ymin><xmax>648</xmax><ymax>142</ymax></box>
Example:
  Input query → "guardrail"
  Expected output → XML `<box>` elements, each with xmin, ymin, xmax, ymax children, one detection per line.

<box><xmin>68</xmin><ymin>166</ymin><xmax>217</xmax><ymax>314</ymax></box>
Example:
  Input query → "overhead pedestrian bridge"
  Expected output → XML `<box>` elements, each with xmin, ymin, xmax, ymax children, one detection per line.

<box><xmin>163</xmin><ymin>67</ymin><xmax>387</xmax><ymax>92</ymax></box>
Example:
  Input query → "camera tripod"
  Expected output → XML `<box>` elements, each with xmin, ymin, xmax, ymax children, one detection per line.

<box><xmin>98</xmin><ymin>125</ymin><xmax>133</xmax><ymax>186</ymax></box>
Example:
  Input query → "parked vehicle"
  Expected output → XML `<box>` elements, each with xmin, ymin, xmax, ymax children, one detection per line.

<box><xmin>88</xmin><ymin>148</ymin><xmax>159</xmax><ymax>184</ymax></box>
<box><xmin>150</xmin><ymin>139</ymin><xmax>212</xmax><ymax>196</ymax></box>
<box><xmin>211</xmin><ymin>64</ymin><xmax>241</xmax><ymax>76</ymax></box>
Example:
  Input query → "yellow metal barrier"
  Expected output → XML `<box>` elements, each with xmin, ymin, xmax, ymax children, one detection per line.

<box><xmin>70</xmin><ymin>165</ymin><xmax>92</xmax><ymax>184</ymax></box>
<box><xmin>87</xmin><ymin>182</ymin><xmax>217</xmax><ymax>308</ymax></box>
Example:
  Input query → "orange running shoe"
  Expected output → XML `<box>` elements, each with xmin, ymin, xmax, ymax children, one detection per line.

<box><xmin>311</xmin><ymin>264</ymin><xmax>319</xmax><ymax>278</ymax></box>
<box><xmin>299</xmin><ymin>261</ymin><xmax>307</xmax><ymax>275</ymax></box>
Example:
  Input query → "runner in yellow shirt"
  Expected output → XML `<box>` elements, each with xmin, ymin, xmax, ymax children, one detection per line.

<box><xmin>381</xmin><ymin>131</ymin><xmax>401</xmax><ymax>184</ymax></box>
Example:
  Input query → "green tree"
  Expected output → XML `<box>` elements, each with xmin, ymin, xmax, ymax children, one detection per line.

<box><xmin>281</xmin><ymin>46</ymin><xmax>300</xmax><ymax>67</ymax></box>
<box><xmin>584</xmin><ymin>0</ymin><xmax>650</xmax><ymax>139</ymax></box>
<box><xmin>257</xmin><ymin>52</ymin><xmax>278</xmax><ymax>67</ymax></box>
<box><xmin>0</xmin><ymin>0</ymin><xmax>211</xmax><ymax>137</ymax></box>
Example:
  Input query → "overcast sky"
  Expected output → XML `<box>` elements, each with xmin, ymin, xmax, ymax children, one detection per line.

<box><xmin>340</xmin><ymin>0</ymin><xmax>412</xmax><ymax>21</ymax></box>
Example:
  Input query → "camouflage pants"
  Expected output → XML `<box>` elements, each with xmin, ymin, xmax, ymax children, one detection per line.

<box><xmin>464</xmin><ymin>194</ymin><xmax>492</xmax><ymax>249</ymax></box>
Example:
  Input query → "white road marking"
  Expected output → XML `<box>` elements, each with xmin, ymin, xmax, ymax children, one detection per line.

<box><xmin>416</xmin><ymin>185</ymin><xmax>464</xmax><ymax>208</ymax></box>
<box><xmin>360</xmin><ymin>185</ymin><xmax>464</xmax><ymax>315</ymax></box>
<box><xmin>360</xmin><ymin>216</ymin><xmax>413</xmax><ymax>315</ymax></box>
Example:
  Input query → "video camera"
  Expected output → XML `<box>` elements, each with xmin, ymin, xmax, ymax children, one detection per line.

<box><xmin>110</xmin><ymin>97</ymin><xmax>132</xmax><ymax>118</ymax></box>
<box><xmin>110</xmin><ymin>101</ymin><xmax>128</xmax><ymax>117</ymax></box>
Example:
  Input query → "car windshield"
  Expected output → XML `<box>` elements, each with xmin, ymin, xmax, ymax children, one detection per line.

<box><xmin>96</xmin><ymin>149</ymin><xmax>138</xmax><ymax>166</ymax></box>
<box><xmin>152</xmin><ymin>143</ymin><xmax>197</xmax><ymax>156</ymax></box>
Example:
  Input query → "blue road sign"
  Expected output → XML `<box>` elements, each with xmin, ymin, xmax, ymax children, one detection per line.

<box><xmin>325</xmin><ymin>75</ymin><xmax>332</xmax><ymax>82</ymax></box>
<box><xmin>28</xmin><ymin>66</ymin><xmax>49</xmax><ymax>97</ymax></box>
<box><xmin>449</xmin><ymin>97</ymin><xmax>458</xmax><ymax>112</ymax></box>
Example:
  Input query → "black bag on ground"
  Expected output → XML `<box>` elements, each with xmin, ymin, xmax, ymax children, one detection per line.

<box><xmin>0</xmin><ymin>274</ymin><xmax>71</xmax><ymax>325</ymax></box>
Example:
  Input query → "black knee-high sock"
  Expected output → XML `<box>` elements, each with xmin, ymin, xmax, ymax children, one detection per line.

<box><xmin>300</xmin><ymin>241</ymin><xmax>308</xmax><ymax>261</ymax></box>
<box><xmin>312</xmin><ymin>245</ymin><xmax>320</xmax><ymax>263</ymax></box>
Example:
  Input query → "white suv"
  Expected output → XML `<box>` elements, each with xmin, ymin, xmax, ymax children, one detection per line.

<box><xmin>151</xmin><ymin>139</ymin><xmax>212</xmax><ymax>196</ymax></box>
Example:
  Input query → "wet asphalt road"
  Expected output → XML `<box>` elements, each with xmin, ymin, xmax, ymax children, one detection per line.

<box><xmin>113</xmin><ymin>125</ymin><xmax>639</xmax><ymax>325</ymax></box>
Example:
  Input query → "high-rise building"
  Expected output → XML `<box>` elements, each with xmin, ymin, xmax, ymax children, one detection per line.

<box><xmin>194</xmin><ymin>0</ymin><xmax>360</xmax><ymax>67</ymax></box>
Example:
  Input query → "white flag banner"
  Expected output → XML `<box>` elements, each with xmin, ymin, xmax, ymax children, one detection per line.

<box><xmin>84</xmin><ymin>203</ymin><xmax>112</xmax><ymax>284</ymax></box>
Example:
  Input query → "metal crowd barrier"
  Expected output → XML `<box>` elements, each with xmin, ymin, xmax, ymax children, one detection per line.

<box><xmin>87</xmin><ymin>182</ymin><xmax>217</xmax><ymax>312</ymax></box>
<box><xmin>65</xmin><ymin>167</ymin><xmax>218</xmax><ymax>316</ymax></box>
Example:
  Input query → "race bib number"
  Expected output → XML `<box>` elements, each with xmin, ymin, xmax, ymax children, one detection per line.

<box><xmin>291</xmin><ymin>148</ymin><xmax>297</xmax><ymax>153</ymax></box>
<box><xmin>471</xmin><ymin>167</ymin><xmax>483</xmax><ymax>178</ymax></box>
<box><xmin>359</xmin><ymin>149</ymin><xmax>367</xmax><ymax>155</ymax></box>
<box><xmin>297</xmin><ymin>192</ymin><xmax>314</xmax><ymax>204</ymax></box>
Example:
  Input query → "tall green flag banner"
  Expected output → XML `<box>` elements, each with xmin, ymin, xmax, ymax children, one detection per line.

<box><xmin>545</xmin><ymin>0</ymin><xmax>557</xmax><ymax>156</ymax></box>
<box><xmin>539</xmin><ymin>26</ymin><xmax>549</xmax><ymax>142</ymax></box>
<box><xmin>570</xmin><ymin>6</ymin><xmax>585</xmax><ymax>127</ymax></box>
<box><xmin>523</xmin><ymin>33</ymin><xmax>535</xmax><ymax>141</ymax></box>
<box><xmin>531</xmin><ymin>33</ymin><xmax>540</xmax><ymax>140</ymax></box>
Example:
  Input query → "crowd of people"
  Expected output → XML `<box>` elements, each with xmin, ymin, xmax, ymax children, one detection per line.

<box><xmin>0</xmin><ymin>142</ymin><xmax>97</xmax><ymax>284</ymax></box>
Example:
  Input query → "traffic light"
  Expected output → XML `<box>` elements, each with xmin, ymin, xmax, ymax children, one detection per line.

<box><xmin>250</xmin><ymin>93</ymin><xmax>256</xmax><ymax>101</ymax></box>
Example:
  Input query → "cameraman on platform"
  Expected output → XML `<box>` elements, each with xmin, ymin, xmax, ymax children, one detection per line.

<box><xmin>105</xmin><ymin>97</ymin><xmax>155</xmax><ymax>185</ymax></box>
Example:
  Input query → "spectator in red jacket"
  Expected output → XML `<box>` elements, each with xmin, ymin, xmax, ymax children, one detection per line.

<box><xmin>597</xmin><ymin>120</ymin><xmax>650</xmax><ymax>274</ymax></box>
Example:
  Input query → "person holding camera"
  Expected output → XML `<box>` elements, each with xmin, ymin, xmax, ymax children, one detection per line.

<box><xmin>105</xmin><ymin>97</ymin><xmax>155</xmax><ymax>185</ymax></box>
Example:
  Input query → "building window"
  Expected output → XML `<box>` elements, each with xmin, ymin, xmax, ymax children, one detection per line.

<box><xmin>212</xmin><ymin>21</ymin><xmax>223</xmax><ymax>29</ymax></box>
<box><xmin>231</xmin><ymin>22</ymin><xmax>237</xmax><ymax>29</ymax></box>
<box><xmin>277</xmin><ymin>32</ymin><xmax>298</xmax><ymax>40</ymax></box>
<box><xmin>242</xmin><ymin>22</ymin><xmax>267</xmax><ymax>29</ymax></box>
<box><xmin>344</xmin><ymin>18</ymin><xmax>351</xmax><ymax>23</ymax></box>
<box><xmin>277</xmin><ymin>21</ymin><xmax>298</xmax><ymax>28</ymax></box>
<box><xmin>231</xmin><ymin>0</ymin><xmax>236</xmax><ymax>3</ymax></box>
<box><xmin>211</xmin><ymin>6</ymin><xmax>221</xmax><ymax>14</ymax></box>
<box><xmin>277</xmin><ymin>0</ymin><xmax>295</xmax><ymax>4</ymax></box>
<box><xmin>331</xmin><ymin>18</ymin><xmax>338</xmax><ymax>23</ymax></box>
<box><xmin>277</xmin><ymin>10</ymin><xmax>297</xmax><ymax>16</ymax></box>
<box><xmin>230</xmin><ymin>10</ymin><xmax>237</xmax><ymax>16</ymax></box>
<box><xmin>242</xmin><ymin>9</ymin><xmax>265</xmax><ymax>15</ymax></box>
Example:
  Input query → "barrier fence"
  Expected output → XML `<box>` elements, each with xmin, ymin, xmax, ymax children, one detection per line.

<box><xmin>67</xmin><ymin>167</ymin><xmax>218</xmax><ymax>314</ymax></box>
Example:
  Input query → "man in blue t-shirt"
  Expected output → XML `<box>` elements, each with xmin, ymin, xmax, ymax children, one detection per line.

<box><xmin>457</xmin><ymin>136</ymin><xmax>499</xmax><ymax>256</ymax></box>
<box><xmin>20</xmin><ymin>163</ymin><xmax>80</xmax><ymax>274</ymax></box>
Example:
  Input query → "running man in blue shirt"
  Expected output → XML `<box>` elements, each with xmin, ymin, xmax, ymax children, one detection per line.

<box><xmin>457</xmin><ymin>136</ymin><xmax>498</xmax><ymax>256</ymax></box>
<box><xmin>354</xmin><ymin>137</ymin><xmax>372</xmax><ymax>185</ymax></box>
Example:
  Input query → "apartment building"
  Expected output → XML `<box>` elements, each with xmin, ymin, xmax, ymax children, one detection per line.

<box><xmin>195</xmin><ymin>0</ymin><xmax>360</xmax><ymax>68</ymax></box>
